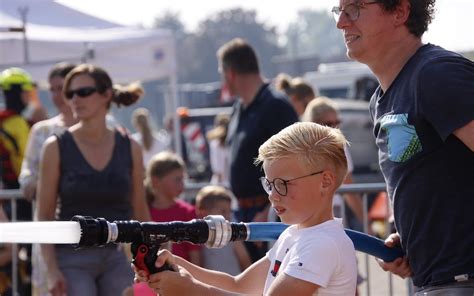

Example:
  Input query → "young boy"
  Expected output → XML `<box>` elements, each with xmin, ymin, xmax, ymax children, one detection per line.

<box><xmin>135</xmin><ymin>122</ymin><xmax>357</xmax><ymax>295</ymax></box>
<box><xmin>195</xmin><ymin>185</ymin><xmax>251</xmax><ymax>275</ymax></box>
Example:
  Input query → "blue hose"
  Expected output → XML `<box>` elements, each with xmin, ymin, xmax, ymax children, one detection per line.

<box><xmin>246</xmin><ymin>222</ymin><xmax>404</xmax><ymax>262</ymax></box>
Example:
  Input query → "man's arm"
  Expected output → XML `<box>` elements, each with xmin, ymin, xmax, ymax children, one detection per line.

<box><xmin>453</xmin><ymin>120</ymin><xmax>474</xmax><ymax>151</ymax></box>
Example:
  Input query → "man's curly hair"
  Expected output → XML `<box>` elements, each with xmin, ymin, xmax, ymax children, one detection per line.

<box><xmin>378</xmin><ymin>0</ymin><xmax>436</xmax><ymax>37</ymax></box>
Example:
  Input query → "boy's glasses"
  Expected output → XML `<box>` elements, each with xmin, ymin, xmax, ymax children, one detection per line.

<box><xmin>260</xmin><ymin>171</ymin><xmax>324</xmax><ymax>196</ymax></box>
<box><xmin>331</xmin><ymin>1</ymin><xmax>379</xmax><ymax>22</ymax></box>
<box><xmin>65</xmin><ymin>86</ymin><xmax>97</xmax><ymax>100</ymax></box>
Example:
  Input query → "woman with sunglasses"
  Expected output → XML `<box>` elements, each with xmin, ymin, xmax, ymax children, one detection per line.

<box><xmin>36</xmin><ymin>64</ymin><xmax>151</xmax><ymax>296</ymax></box>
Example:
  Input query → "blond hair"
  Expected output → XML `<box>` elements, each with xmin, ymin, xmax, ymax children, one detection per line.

<box><xmin>146</xmin><ymin>151</ymin><xmax>185</xmax><ymax>179</ymax></box>
<box><xmin>301</xmin><ymin>97</ymin><xmax>338</xmax><ymax>123</ymax></box>
<box><xmin>195</xmin><ymin>185</ymin><xmax>233</xmax><ymax>210</ymax></box>
<box><xmin>256</xmin><ymin>122</ymin><xmax>348</xmax><ymax>187</ymax></box>
<box><xmin>206</xmin><ymin>113</ymin><xmax>230</xmax><ymax>145</ymax></box>
<box><xmin>275</xmin><ymin>74</ymin><xmax>316</xmax><ymax>102</ymax></box>
<box><xmin>145</xmin><ymin>151</ymin><xmax>185</xmax><ymax>204</ymax></box>
<box><xmin>132</xmin><ymin>108</ymin><xmax>154</xmax><ymax>150</ymax></box>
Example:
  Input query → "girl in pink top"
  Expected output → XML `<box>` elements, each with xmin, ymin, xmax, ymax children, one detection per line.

<box><xmin>130</xmin><ymin>151</ymin><xmax>201</xmax><ymax>296</ymax></box>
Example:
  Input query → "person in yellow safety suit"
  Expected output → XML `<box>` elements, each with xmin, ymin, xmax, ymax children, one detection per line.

<box><xmin>0</xmin><ymin>67</ymin><xmax>32</xmax><ymax>189</ymax></box>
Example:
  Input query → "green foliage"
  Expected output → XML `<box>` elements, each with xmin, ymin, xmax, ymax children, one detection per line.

<box><xmin>154</xmin><ymin>8</ymin><xmax>282</xmax><ymax>83</ymax></box>
<box><xmin>153</xmin><ymin>11</ymin><xmax>187</xmax><ymax>38</ymax></box>
<box><xmin>152</xmin><ymin>8</ymin><xmax>347</xmax><ymax>83</ymax></box>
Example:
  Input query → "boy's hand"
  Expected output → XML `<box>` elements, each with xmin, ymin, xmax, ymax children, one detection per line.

<box><xmin>376</xmin><ymin>233</ymin><xmax>412</xmax><ymax>279</ymax></box>
<box><xmin>132</xmin><ymin>249</ymin><xmax>177</xmax><ymax>283</ymax></box>
<box><xmin>132</xmin><ymin>266</ymin><xmax>149</xmax><ymax>283</ymax></box>
<box><xmin>154</xmin><ymin>249</ymin><xmax>178</xmax><ymax>271</ymax></box>
<box><xmin>148</xmin><ymin>266</ymin><xmax>200</xmax><ymax>296</ymax></box>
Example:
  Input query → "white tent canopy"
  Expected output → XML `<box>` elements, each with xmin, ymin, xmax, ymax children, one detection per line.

<box><xmin>0</xmin><ymin>0</ymin><xmax>181</xmax><ymax>154</ymax></box>
<box><xmin>0</xmin><ymin>0</ymin><xmax>177</xmax><ymax>85</ymax></box>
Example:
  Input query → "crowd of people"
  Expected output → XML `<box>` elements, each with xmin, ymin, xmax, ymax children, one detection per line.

<box><xmin>0</xmin><ymin>0</ymin><xmax>473</xmax><ymax>295</ymax></box>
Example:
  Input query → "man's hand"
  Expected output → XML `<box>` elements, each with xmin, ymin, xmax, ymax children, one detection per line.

<box><xmin>376</xmin><ymin>233</ymin><xmax>412</xmax><ymax>279</ymax></box>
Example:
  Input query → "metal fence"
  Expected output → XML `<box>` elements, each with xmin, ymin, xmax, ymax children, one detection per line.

<box><xmin>0</xmin><ymin>184</ymin><xmax>413</xmax><ymax>296</ymax></box>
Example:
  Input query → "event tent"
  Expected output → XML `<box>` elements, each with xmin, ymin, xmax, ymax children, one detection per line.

<box><xmin>0</xmin><ymin>0</ymin><xmax>181</xmax><ymax>153</ymax></box>
<box><xmin>0</xmin><ymin>0</ymin><xmax>177</xmax><ymax>85</ymax></box>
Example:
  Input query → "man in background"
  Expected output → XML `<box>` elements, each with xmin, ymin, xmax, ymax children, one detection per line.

<box><xmin>217</xmin><ymin>38</ymin><xmax>298</xmax><ymax>261</ymax></box>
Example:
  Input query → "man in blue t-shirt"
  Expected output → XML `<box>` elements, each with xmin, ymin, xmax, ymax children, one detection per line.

<box><xmin>334</xmin><ymin>0</ymin><xmax>474</xmax><ymax>294</ymax></box>
<box><xmin>217</xmin><ymin>38</ymin><xmax>298</xmax><ymax>261</ymax></box>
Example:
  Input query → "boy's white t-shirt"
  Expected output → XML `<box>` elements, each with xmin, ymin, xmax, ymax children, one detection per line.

<box><xmin>263</xmin><ymin>219</ymin><xmax>357</xmax><ymax>296</ymax></box>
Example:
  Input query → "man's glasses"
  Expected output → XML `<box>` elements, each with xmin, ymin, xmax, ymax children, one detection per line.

<box><xmin>331</xmin><ymin>1</ymin><xmax>379</xmax><ymax>22</ymax></box>
<box><xmin>65</xmin><ymin>86</ymin><xmax>97</xmax><ymax>100</ymax></box>
<box><xmin>260</xmin><ymin>171</ymin><xmax>324</xmax><ymax>196</ymax></box>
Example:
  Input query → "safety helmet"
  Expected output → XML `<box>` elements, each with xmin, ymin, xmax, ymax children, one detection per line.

<box><xmin>0</xmin><ymin>67</ymin><xmax>34</xmax><ymax>91</ymax></box>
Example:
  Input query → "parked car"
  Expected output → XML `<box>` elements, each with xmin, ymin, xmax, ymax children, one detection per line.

<box><xmin>304</xmin><ymin>61</ymin><xmax>378</xmax><ymax>101</ymax></box>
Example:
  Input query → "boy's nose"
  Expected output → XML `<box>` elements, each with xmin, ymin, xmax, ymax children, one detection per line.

<box><xmin>268</xmin><ymin>191</ymin><xmax>281</xmax><ymax>203</ymax></box>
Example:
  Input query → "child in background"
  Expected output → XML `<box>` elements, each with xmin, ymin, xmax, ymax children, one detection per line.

<box><xmin>135</xmin><ymin>122</ymin><xmax>357</xmax><ymax>295</ymax></box>
<box><xmin>145</xmin><ymin>151</ymin><xmax>201</xmax><ymax>264</ymax></box>
<box><xmin>131</xmin><ymin>108</ymin><xmax>171</xmax><ymax>167</ymax></box>
<box><xmin>206</xmin><ymin>113</ymin><xmax>230</xmax><ymax>186</ymax></box>
<box><xmin>195</xmin><ymin>185</ymin><xmax>251</xmax><ymax>275</ymax></box>
<box><xmin>129</xmin><ymin>151</ymin><xmax>201</xmax><ymax>296</ymax></box>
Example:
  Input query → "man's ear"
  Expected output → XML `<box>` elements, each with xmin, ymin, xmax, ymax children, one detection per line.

<box><xmin>393</xmin><ymin>0</ymin><xmax>411</xmax><ymax>26</ymax></box>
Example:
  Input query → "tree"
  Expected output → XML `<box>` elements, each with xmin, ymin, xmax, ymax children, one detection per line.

<box><xmin>155</xmin><ymin>8</ymin><xmax>283</xmax><ymax>83</ymax></box>
<box><xmin>285</xmin><ymin>9</ymin><xmax>346</xmax><ymax>60</ymax></box>
<box><xmin>153</xmin><ymin>11</ymin><xmax>192</xmax><ymax>83</ymax></box>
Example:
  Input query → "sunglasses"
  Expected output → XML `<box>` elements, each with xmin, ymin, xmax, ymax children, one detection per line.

<box><xmin>65</xmin><ymin>86</ymin><xmax>97</xmax><ymax>100</ymax></box>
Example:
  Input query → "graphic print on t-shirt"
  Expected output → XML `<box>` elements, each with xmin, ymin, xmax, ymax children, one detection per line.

<box><xmin>379</xmin><ymin>114</ymin><xmax>422</xmax><ymax>162</ymax></box>
<box><xmin>271</xmin><ymin>260</ymin><xmax>282</xmax><ymax>277</ymax></box>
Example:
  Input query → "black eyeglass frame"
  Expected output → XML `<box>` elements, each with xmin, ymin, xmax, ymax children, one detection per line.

<box><xmin>260</xmin><ymin>170</ymin><xmax>324</xmax><ymax>197</ymax></box>
<box><xmin>65</xmin><ymin>86</ymin><xmax>98</xmax><ymax>100</ymax></box>
<box><xmin>331</xmin><ymin>1</ymin><xmax>379</xmax><ymax>22</ymax></box>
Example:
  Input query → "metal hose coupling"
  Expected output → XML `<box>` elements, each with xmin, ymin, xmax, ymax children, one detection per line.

<box><xmin>203</xmin><ymin>215</ymin><xmax>249</xmax><ymax>248</ymax></box>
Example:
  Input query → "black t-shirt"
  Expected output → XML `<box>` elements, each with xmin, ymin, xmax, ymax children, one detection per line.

<box><xmin>369</xmin><ymin>44</ymin><xmax>474</xmax><ymax>287</ymax></box>
<box><xmin>226</xmin><ymin>83</ymin><xmax>298</xmax><ymax>198</ymax></box>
